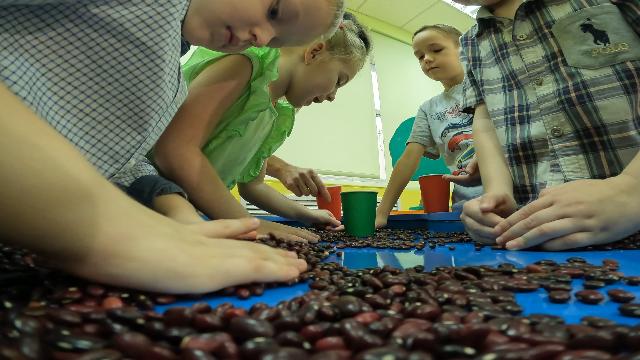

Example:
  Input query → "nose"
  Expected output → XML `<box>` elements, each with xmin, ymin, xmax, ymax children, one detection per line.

<box><xmin>250</xmin><ymin>26</ymin><xmax>276</xmax><ymax>47</ymax></box>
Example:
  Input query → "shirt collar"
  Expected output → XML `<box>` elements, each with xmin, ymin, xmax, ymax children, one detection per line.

<box><xmin>474</xmin><ymin>0</ymin><xmax>549</xmax><ymax>36</ymax></box>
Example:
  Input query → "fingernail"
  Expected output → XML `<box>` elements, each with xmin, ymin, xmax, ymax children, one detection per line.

<box><xmin>505</xmin><ymin>240</ymin><xmax>521</xmax><ymax>250</ymax></box>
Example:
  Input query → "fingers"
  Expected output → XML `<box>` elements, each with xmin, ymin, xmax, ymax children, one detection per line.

<box><xmin>290</xmin><ymin>226</ymin><xmax>320</xmax><ymax>242</ymax></box>
<box><xmin>236</xmin><ymin>231</ymin><xmax>258</xmax><ymax>240</ymax></box>
<box><xmin>496</xmin><ymin>202</ymin><xmax>565</xmax><ymax>245</ymax></box>
<box><xmin>315</xmin><ymin>176</ymin><xmax>332</xmax><ymax>202</ymax></box>
<box><xmin>539</xmin><ymin>232</ymin><xmax>595</xmax><ymax>251</ymax></box>
<box><xmin>268</xmin><ymin>230</ymin><xmax>308</xmax><ymax>243</ymax></box>
<box><xmin>243</xmin><ymin>258</ymin><xmax>304</xmax><ymax>283</ymax></box>
<box><xmin>494</xmin><ymin>197</ymin><xmax>553</xmax><ymax>240</ymax></box>
<box><xmin>292</xmin><ymin>177</ymin><xmax>307</xmax><ymax>197</ymax></box>
<box><xmin>326</xmin><ymin>224</ymin><xmax>345</xmax><ymax>231</ymax></box>
<box><xmin>466</xmin><ymin>157</ymin><xmax>478</xmax><ymax>174</ymax></box>
<box><xmin>442</xmin><ymin>173</ymin><xmax>478</xmax><ymax>187</ymax></box>
<box><xmin>299</xmin><ymin>171</ymin><xmax>319</xmax><ymax>197</ymax></box>
<box><xmin>460</xmin><ymin>210</ymin><xmax>502</xmax><ymax>240</ymax></box>
<box><xmin>319</xmin><ymin>210</ymin><xmax>341</xmax><ymax>228</ymax></box>
<box><xmin>479</xmin><ymin>195</ymin><xmax>498</xmax><ymax>212</ymax></box>
<box><xmin>189</xmin><ymin>218</ymin><xmax>260</xmax><ymax>239</ymax></box>
<box><xmin>502</xmin><ymin>218</ymin><xmax>585</xmax><ymax>250</ymax></box>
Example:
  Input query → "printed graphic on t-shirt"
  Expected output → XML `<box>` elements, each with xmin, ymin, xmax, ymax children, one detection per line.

<box><xmin>432</xmin><ymin>103</ymin><xmax>475</xmax><ymax>172</ymax></box>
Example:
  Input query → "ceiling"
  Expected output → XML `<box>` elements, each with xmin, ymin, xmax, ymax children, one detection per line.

<box><xmin>346</xmin><ymin>0</ymin><xmax>478</xmax><ymax>34</ymax></box>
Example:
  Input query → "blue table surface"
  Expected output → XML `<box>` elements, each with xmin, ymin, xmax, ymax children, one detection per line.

<box><xmin>156</xmin><ymin>216</ymin><xmax>640</xmax><ymax>326</ymax></box>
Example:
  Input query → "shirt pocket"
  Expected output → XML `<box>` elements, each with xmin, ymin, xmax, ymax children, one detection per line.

<box><xmin>551</xmin><ymin>3</ymin><xmax>640</xmax><ymax>69</ymax></box>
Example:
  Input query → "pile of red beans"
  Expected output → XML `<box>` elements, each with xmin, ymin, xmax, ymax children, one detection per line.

<box><xmin>1</xmin><ymin>230</ymin><xmax>640</xmax><ymax>359</ymax></box>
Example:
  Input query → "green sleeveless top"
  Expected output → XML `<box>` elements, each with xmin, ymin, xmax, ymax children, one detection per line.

<box><xmin>182</xmin><ymin>47</ymin><xmax>295</xmax><ymax>189</ymax></box>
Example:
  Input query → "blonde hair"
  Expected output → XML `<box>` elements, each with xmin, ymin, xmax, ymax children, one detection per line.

<box><xmin>413</xmin><ymin>24</ymin><xmax>462</xmax><ymax>46</ymax></box>
<box><xmin>322</xmin><ymin>0</ymin><xmax>346</xmax><ymax>39</ymax></box>
<box><xmin>324</xmin><ymin>12</ymin><xmax>372</xmax><ymax>70</ymax></box>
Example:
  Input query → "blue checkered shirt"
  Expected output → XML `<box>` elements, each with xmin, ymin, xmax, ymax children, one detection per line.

<box><xmin>460</xmin><ymin>0</ymin><xmax>640</xmax><ymax>204</ymax></box>
<box><xmin>0</xmin><ymin>0</ymin><xmax>189</xmax><ymax>185</ymax></box>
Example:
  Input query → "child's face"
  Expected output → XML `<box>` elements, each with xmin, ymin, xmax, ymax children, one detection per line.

<box><xmin>285</xmin><ymin>44</ymin><xmax>361</xmax><ymax>108</ymax></box>
<box><xmin>183</xmin><ymin>0</ymin><xmax>336</xmax><ymax>52</ymax></box>
<box><xmin>412</xmin><ymin>30</ymin><xmax>464</xmax><ymax>87</ymax></box>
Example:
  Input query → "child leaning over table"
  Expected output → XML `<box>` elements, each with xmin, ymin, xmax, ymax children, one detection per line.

<box><xmin>117</xmin><ymin>14</ymin><xmax>372</xmax><ymax>242</ymax></box>
<box><xmin>454</xmin><ymin>0</ymin><xmax>640</xmax><ymax>251</ymax></box>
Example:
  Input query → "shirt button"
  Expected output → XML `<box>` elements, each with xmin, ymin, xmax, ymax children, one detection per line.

<box><xmin>550</xmin><ymin>126</ymin><xmax>564</xmax><ymax>138</ymax></box>
<box><xmin>517</xmin><ymin>34</ymin><xmax>527</xmax><ymax>41</ymax></box>
<box><xmin>534</xmin><ymin>78</ymin><xmax>544</xmax><ymax>86</ymax></box>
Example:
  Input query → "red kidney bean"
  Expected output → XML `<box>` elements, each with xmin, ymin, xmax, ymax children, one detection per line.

<box><xmin>549</xmin><ymin>291</ymin><xmax>571</xmax><ymax>304</ymax></box>
<box><xmin>607</xmin><ymin>289</ymin><xmax>636</xmax><ymax>303</ymax></box>
<box><xmin>575</xmin><ymin>290</ymin><xmax>605</xmax><ymax>305</ymax></box>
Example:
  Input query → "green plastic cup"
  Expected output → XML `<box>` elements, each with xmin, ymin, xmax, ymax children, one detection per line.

<box><xmin>341</xmin><ymin>191</ymin><xmax>377</xmax><ymax>237</ymax></box>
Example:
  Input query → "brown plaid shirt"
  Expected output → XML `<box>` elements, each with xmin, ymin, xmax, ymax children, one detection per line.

<box><xmin>460</xmin><ymin>0</ymin><xmax>640</xmax><ymax>204</ymax></box>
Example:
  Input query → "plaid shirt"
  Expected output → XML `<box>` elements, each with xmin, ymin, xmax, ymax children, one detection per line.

<box><xmin>1</xmin><ymin>0</ymin><xmax>189</xmax><ymax>186</ymax></box>
<box><xmin>460</xmin><ymin>0</ymin><xmax>640</xmax><ymax>204</ymax></box>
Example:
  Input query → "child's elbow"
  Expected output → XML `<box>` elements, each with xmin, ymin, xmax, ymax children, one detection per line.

<box><xmin>237</xmin><ymin>183</ymin><xmax>253</xmax><ymax>200</ymax></box>
<box><xmin>153</xmin><ymin>145</ymin><xmax>179</xmax><ymax>177</ymax></box>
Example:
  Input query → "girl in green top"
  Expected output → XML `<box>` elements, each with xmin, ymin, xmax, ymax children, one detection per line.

<box><xmin>152</xmin><ymin>14</ymin><xmax>371</xmax><ymax>242</ymax></box>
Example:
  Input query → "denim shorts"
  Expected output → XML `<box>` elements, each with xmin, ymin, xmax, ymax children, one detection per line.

<box><xmin>117</xmin><ymin>175</ymin><xmax>187</xmax><ymax>209</ymax></box>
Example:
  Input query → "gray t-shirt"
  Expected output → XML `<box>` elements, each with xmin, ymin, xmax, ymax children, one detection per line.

<box><xmin>0</xmin><ymin>0</ymin><xmax>189</xmax><ymax>185</ymax></box>
<box><xmin>408</xmin><ymin>83</ymin><xmax>483</xmax><ymax>205</ymax></box>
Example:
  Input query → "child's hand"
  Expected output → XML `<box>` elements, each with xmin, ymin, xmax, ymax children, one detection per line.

<box><xmin>495</xmin><ymin>176</ymin><xmax>640</xmax><ymax>251</ymax></box>
<box><xmin>278</xmin><ymin>165</ymin><xmax>331</xmax><ymax>201</ymax></box>
<box><xmin>60</xmin><ymin>217</ymin><xmax>307</xmax><ymax>294</ymax></box>
<box><xmin>301</xmin><ymin>209</ymin><xmax>344</xmax><ymax>231</ymax></box>
<box><xmin>257</xmin><ymin>220</ymin><xmax>321</xmax><ymax>243</ymax></box>
<box><xmin>375</xmin><ymin>209</ymin><xmax>388</xmax><ymax>229</ymax></box>
<box><xmin>443</xmin><ymin>155</ymin><xmax>481</xmax><ymax>187</ymax></box>
<box><xmin>461</xmin><ymin>192</ymin><xmax>517</xmax><ymax>244</ymax></box>
<box><xmin>186</xmin><ymin>218</ymin><xmax>258</xmax><ymax>240</ymax></box>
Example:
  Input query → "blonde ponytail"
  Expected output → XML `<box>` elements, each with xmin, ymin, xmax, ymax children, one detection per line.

<box><xmin>324</xmin><ymin>12</ymin><xmax>372</xmax><ymax>70</ymax></box>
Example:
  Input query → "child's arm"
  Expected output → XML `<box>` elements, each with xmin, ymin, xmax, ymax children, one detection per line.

<box><xmin>460</xmin><ymin>103</ymin><xmax>517</xmax><ymax>243</ymax></box>
<box><xmin>443</xmin><ymin>155</ymin><xmax>481</xmax><ymax>187</ymax></box>
<box><xmin>266</xmin><ymin>155</ymin><xmax>331</xmax><ymax>202</ymax></box>
<box><xmin>153</xmin><ymin>55</ymin><xmax>319</xmax><ymax>242</ymax></box>
<box><xmin>0</xmin><ymin>82</ymin><xmax>304</xmax><ymax>293</ymax></box>
<box><xmin>375</xmin><ymin>143</ymin><xmax>426</xmax><ymax>228</ymax></box>
<box><xmin>494</xmin><ymin>152</ymin><xmax>640</xmax><ymax>250</ymax></box>
<box><xmin>473</xmin><ymin>104</ymin><xmax>513</xmax><ymax>196</ymax></box>
<box><xmin>239</xmin><ymin>160</ymin><xmax>342</xmax><ymax>229</ymax></box>
<box><xmin>153</xmin><ymin>193</ymin><xmax>204</xmax><ymax>224</ymax></box>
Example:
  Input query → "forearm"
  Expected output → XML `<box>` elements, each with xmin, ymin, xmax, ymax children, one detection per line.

<box><xmin>156</xmin><ymin>151</ymin><xmax>250</xmax><ymax>220</ymax></box>
<box><xmin>378</xmin><ymin>149</ymin><xmax>422</xmax><ymax>216</ymax></box>
<box><xmin>153</xmin><ymin>194</ymin><xmax>203</xmax><ymax>224</ymax></box>
<box><xmin>473</xmin><ymin>104</ymin><xmax>513</xmax><ymax>195</ymax></box>
<box><xmin>239</xmin><ymin>181</ymin><xmax>308</xmax><ymax>220</ymax></box>
<box><xmin>265</xmin><ymin>155</ymin><xmax>289</xmax><ymax>179</ymax></box>
<box><xmin>0</xmin><ymin>83</ymin><xmax>148</xmax><ymax>261</ymax></box>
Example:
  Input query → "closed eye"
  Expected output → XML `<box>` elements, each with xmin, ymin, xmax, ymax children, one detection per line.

<box><xmin>268</xmin><ymin>0</ymin><xmax>281</xmax><ymax>20</ymax></box>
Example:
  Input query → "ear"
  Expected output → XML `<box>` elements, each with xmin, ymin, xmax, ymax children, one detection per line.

<box><xmin>303</xmin><ymin>42</ymin><xmax>327</xmax><ymax>65</ymax></box>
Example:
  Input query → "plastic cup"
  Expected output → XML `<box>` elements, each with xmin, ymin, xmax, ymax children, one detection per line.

<box><xmin>316</xmin><ymin>185</ymin><xmax>342</xmax><ymax>221</ymax></box>
<box><xmin>418</xmin><ymin>175</ymin><xmax>450</xmax><ymax>213</ymax></box>
<box><xmin>341</xmin><ymin>191</ymin><xmax>377</xmax><ymax>237</ymax></box>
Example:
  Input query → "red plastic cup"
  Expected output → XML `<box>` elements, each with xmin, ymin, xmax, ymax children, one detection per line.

<box><xmin>418</xmin><ymin>175</ymin><xmax>450</xmax><ymax>213</ymax></box>
<box><xmin>316</xmin><ymin>185</ymin><xmax>342</xmax><ymax>221</ymax></box>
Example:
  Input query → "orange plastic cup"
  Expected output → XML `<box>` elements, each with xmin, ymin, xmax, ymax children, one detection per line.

<box><xmin>418</xmin><ymin>175</ymin><xmax>450</xmax><ymax>213</ymax></box>
<box><xmin>316</xmin><ymin>185</ymin><xmax>342</xmax><ymax>221</ymax></box>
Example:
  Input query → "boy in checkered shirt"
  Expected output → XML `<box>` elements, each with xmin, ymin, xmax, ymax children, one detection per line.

<box><xmin>455</xmin><ymin>0</ymin><xmax>640</xmax><ymax>250</ymax></box>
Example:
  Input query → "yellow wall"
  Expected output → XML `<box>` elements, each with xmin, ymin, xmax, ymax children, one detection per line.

<box><xmin>231</xmin><ymin>180</ymin><xmax>423</xmax><ymax>210</ymax></box>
